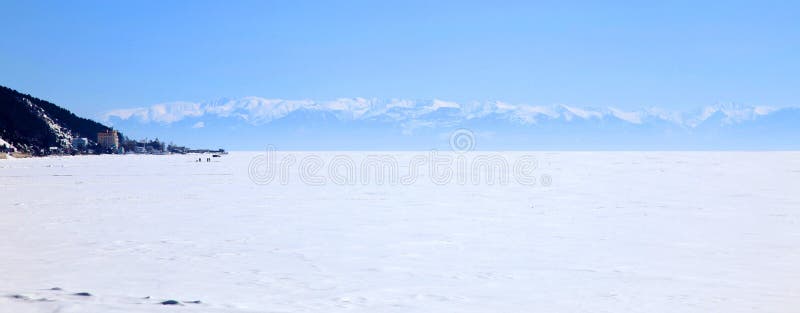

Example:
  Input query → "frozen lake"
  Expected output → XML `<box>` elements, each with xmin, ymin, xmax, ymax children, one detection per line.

<box><xmin>1</xmin><ymin>152</ymin><xmax>799</xmax><ymax>312</ymax></box>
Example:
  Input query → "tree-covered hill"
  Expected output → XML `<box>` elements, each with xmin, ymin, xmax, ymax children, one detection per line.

<box><xmin>0</xmin><ymin>85</ymin><xmax>122</xmax><ymax>153</ymax></box>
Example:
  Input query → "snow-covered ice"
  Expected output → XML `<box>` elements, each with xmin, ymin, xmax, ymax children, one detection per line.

<box><xmin>1</xmin><ymin>152</ymin><xmax>800</xmax><ymax>312</ymax></box>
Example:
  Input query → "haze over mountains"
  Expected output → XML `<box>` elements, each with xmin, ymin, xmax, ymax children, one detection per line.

<box><xmin>103</xmin><ymin>97</ymin><xmax>800</xmax><ymax>150</ymax></box>
<box><xmin>1</xmin><ymin>84</ymin><xmax>796</xmax><ymax>152</ymax></box>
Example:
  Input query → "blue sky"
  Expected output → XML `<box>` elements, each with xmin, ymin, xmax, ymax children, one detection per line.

<box><xmin>1</xmin><ymin>1</ymin><xmax>798</xmax><ymax>149</ymax></box>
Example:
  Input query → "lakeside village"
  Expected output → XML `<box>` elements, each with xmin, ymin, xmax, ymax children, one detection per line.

<box><xmin>0</xmin><ymin>130</ymin><xmax>226</xmax><ymax>158</ymax></box>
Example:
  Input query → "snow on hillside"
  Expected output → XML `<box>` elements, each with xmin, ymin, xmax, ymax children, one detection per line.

<box><xmin>0</xmin><ymin>135</ymin><xmax>14</xmax><ymax>150</ymax></box>
<box><xmin>23</xmin><ymin>98</ymin><xmax>74</xmax><ymax>148</ymax></box>
<box><xmin>2</xmin><ymin>152</ymin><xmax>800</xmax><ymax>312</ymax></box>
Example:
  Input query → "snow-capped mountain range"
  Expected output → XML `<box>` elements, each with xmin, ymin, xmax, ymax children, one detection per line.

<box><xmin>102</xmin><ymin>97</ymin><xmax>800</xmax><ymax>150</ymax></box>
<box><xmin>103</xmin><ymin>97</ymin><xmax>791</xmax><ymax>128</ymax></box>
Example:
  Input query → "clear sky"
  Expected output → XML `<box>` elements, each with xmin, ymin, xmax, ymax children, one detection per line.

<box><xmin>1</xmin><ymin>0</ymin><xmax>798</xmax><ymax>120</ymax></box>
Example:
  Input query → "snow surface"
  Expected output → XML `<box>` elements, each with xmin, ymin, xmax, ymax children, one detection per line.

<box><xmin>1</xmin><ymin>152</ymin><xmax>800</xmax><ymax>312</ymax></box>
